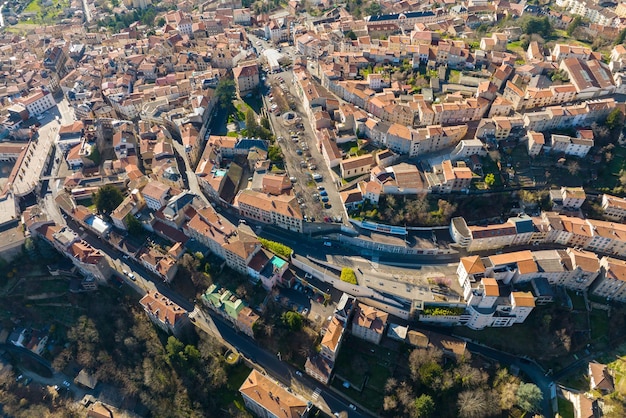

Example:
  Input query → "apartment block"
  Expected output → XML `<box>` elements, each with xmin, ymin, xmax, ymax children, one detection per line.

<box><xmin>139</xmin><ymin>291</ymin><xmax>189</xmax><ymax>337</ymax></box>
<box><xmin>351</xmin><ymin>302</ymin><xmax>388</xmax><ymax>345</ymax></box>
<box><xmin>601</xmin><ymin>194</ymin><xmax>626</xmax><ymax>221</ymax></box>
<box><xmin>239</xmin><ymin>370</ymin><xmax>309</xmax><ymax>418</ymax></box>
<box><xmin>235</xmin><ymin>189</ymin><xmax>303</xmax><ymax>233</ymax></box>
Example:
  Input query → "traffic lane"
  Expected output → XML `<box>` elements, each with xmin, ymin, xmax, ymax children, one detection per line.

<box><xmin>217</xmin><ymin>205</ymin><xmax>351</xmax><ymax>259</ymax></box>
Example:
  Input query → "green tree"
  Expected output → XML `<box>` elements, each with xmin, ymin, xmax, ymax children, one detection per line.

<box><xmin>418</xmin><ymin>362</ymin><xmax>443</xmax><ymax>386</ymax></box>
<box><xmin>166</xmin><ymin>336</ymin><xmax>185</xmax><ymax>361</ymax></box>
<box><xmin>268</xmin><ymin>145</ymin><xmax>283</xmax><ymax>162</ymax></box>
<box><xmin>346</xmin><ymin>30</ymin><xmax>357</xmax><ymax>40</ymax></box>
<box><xmin>245</xmin><ymin>108</ymin><xmax>258</xmax><ymax>132</ymax></box>
<box><xmin>340</xmin><ymin>267</ymin><xmax>357</xmax><ymax>285</ymax></box>
<box><xmin>261</xmin><ymin>117</ymin><xmax>271</xmax><ymax>130</ymax></box>
<box><xmin>365</xmin><ymin>2</ymin><xmax>382</xmax><ymax>16</ymax></box>
<box><xmin>484</xmin><ymin>173</ymin><xmax>496</xmax><ymax>188</ymax></box>
<box><xmin>615</xmin><ymin>28</ymin><xmax>626</xmax><ymax>45</ymax></box>
<box><xmin>412</xmin><ymin>394</ymin><xmax>435</xmax><ymax>418</ymax></box>
<box><xmin>184</xmin><ymin>344</ymin><xmax>201</xmax><ymax>364</ymax></box>
<box><xmin>516</xmin><ymin>383</ymin><xmax>543</xmax><ymax>413</ymax></box>
<box><xmin>520</xmin><ymin>16</ymin><xmax>553</xmax><ymax>38</ymax></box>
<box><xmin>607</xmin><ymin>108</ymin><xmax>625</xmax><ymax>131</ymax></box>
<box><xmin>215</xmin><ymin>78</ymin><xmax>236</xmax><ymax>110</ymax></box>
<box><xmin>566</xmin><ymin>16</ymin><xmax>582</xmax><ymax>36</ymax></box>
<box><xmin>125</xmin><ymin>213</ymin><xmax>143</xmax><ymax>235</ymax></box>
<box><xmin>157</xmin><ymin>17</ymin><xmax>166</xmax><ymax>27</ymax></box>
<box><xmin>93</xmin><ymin>184</ymin><xmax>124</xmax><ymax>214</ymax></box>
<box><xmin>281</xmin><ymin>311</ymin><xmax>303</xmax><ymax>331</ymax></box>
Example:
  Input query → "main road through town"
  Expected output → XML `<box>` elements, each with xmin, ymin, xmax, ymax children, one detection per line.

<box><xmin>71</xmin><ymin>211</ymin><xmax>553</xmax><ymax>417</ymax></box>
<box><xmin>63</xmin><ymin>215</ymin><xmax>371</xmax><ymax>416</ymax></box>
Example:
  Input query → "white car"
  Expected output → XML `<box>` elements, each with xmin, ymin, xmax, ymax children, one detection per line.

<box><xmin>128</xmin><ymin>272</ymin><xmax>136</xmax><ymax>281</ymax></box>
<box><xmin>349</xmin><ymin>404</ymin><xmax>357</xmax><ymax>411</ymax></box>
<box><xmin>295</xmin><ymin>371</ymin><xmax>303</xmax><ymax>377</ymax></box>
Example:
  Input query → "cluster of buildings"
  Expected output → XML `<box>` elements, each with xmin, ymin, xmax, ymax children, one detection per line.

<box><xmin>22</xmin><ymin>205</ymin><xmax>110</xmax><ymax>290</ymax></box>
<box><xmin>249</xmin><ymin>8</ymin><xmax>626</xmax><ymax>220</ymax></box>
<box><xmin>451</xmin><ymin>193</ymin><xmax>626</xmax><ymax>259</ymax></box>
<box><xmin>304</xmin><ymin>292</ymin><xmax>468</xmax><ymax>385</ymax></box>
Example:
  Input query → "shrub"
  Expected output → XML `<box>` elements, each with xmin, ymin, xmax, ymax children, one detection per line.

<box><xmin>421</xmin><ymin>307</ymin><xmax>466</xmax><ymax>316</ymax></box>
<box><xmin>340</xmin><ymin>268</ymin><xmax>357</xmax><ymax>285</ymax></box>
<box><xmin>259</xmin><ymin>238</ymin><xmax>293</xmax><ymax>259</ymax></box>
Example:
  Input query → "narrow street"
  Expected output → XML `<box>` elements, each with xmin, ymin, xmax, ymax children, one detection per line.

<box><xmin>170</xmin><ymin>138</ymin><xmax>209</xmax><ymax>206</ymax></box>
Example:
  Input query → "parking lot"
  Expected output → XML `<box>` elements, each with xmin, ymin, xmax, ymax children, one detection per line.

<box><xmin>263</xmin><ymin>71</ymin><xmax>347</xmax><ymax>224</ymax></box>
<box><xmin>275</xmin><ymin>283</ymin><xmax>335</xmax><ymax>328</ymax></box>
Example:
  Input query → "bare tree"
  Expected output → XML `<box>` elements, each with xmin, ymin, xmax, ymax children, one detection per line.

<box><xmin>395</xmin><ymin>382</ymin><xmax>415</xmax><ymax>409</ymax></box>
<box><xmin>458</xmin><ymin>390</ymin><xmax>488</xmax><ymax>418</ymax></box>
<box><xmin>383</xmin><ymin>395</ymin><xmax>398</xmax><ymax>411</ymax></box>
<box><xmin>385</xmin><ymin>377</ymin><xmax>398</xmax><ymax>393</ymax></box>
<box><xmin>567</xmin><ymin>160</ymin><xmax>580</xmax><ymax>176</ymax></box>
<box><xmin>554</xmin><ymin>328</ymin><xmax>572</xmax><ymax>352</ymax></box>
<box><xmin>455</xmin><ymin>363</ymin><xmax>488</xmax><ymax>388</ymax></box>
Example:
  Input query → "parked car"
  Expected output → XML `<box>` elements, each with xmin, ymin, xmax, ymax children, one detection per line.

<box><xmin>349</xmin><ymin>404</ymin><xmax>357</xmax><ymax>411</ymax></box>
<box><xmin>321</xmin><ymin>196</ymin><xmax>329</xmax><ymax>202</ymax></box>
<box><xmin>320</xmin><ymin>190</ymin><xmax>328</xmax><ymax>196</ymax></box>
<box><xmin>128</xmin><ymin>272</ymin><xmax>136</xmax><ymax>281</ymax></box>
<box><xmin>295</xmin><ymin>371</ymin><xmax>303</xmax><ymax>377</ymax></box>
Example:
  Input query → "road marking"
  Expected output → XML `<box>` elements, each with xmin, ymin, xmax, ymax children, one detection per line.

<box><xmin>312</xmin><ymin>387</ymin><xmax>321</xmax><ymax>400</ymax></box>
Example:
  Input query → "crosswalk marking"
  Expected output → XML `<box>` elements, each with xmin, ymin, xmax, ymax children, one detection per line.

<box><xmin>312</xmin><ymin>387</ymin><xmax>321</xmax><ymax>400</ymax></box>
